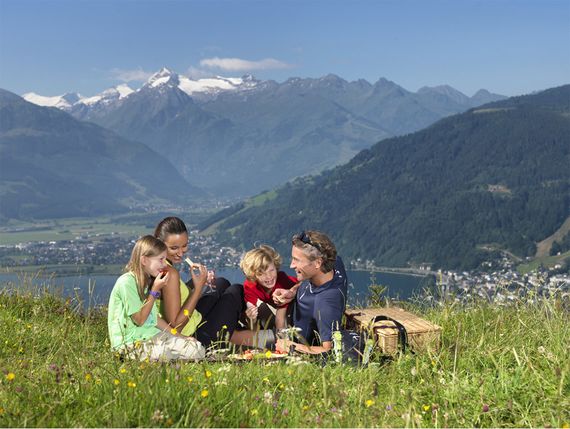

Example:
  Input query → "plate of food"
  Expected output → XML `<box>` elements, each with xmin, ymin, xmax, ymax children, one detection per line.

<box><xmin>227</xmin><ymin>349</ymin><xmax>289</xmax><ymax>361</ymax></box>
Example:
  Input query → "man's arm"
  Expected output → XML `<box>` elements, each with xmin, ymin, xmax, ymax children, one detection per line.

<box><xmin>276</xmin><ymin>338</ymin><xmax>332</xmax><ymax>354</ymax></box>
<box><xmin>273</xmin><ymin>282</ymin><xmax>301</xmax><ymax>305</ymax></box>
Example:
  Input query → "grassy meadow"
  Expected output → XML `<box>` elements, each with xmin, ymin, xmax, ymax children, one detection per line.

<box><xmin>0</xmin><ymin>280</ymin><xmax>568</xmax><ymax>427</ymax></box>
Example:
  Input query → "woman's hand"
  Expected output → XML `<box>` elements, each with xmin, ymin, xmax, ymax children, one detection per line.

<box><xmin>190</xmin><ymin>263</ymin><xmax>208</xmax><ymax>289</ymax></box>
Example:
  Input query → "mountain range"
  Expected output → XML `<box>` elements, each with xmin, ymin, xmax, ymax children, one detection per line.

<box><xmin>23</xmin><ymin>68</ymin><xmax>506</xmax><ymax>197</ymax></box>
<box><xmin>200</xmin><ymin>85</ymin><xmax>570</xmax><ymax>270</ymax></box>
<box><xmin>0</xmin><ymin>89</ymin><xmax>203</xmax><ymax>221</ymax></box>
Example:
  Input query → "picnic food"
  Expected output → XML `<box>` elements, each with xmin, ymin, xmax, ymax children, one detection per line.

<box><xmin>228</xmin><ymin>349</ymin><xmax>289</xmax><ymax>361</ymax></box>
<box><xmin>184</xmin><ymin>257</ymin><xmax>195</xmax><ymax>267</ymax></box>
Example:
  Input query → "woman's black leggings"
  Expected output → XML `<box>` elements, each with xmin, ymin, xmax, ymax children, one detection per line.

<box><xmin>194</xmin><ymin>282</ymin><xmax>245</xmax><ymax>347</ymax></box>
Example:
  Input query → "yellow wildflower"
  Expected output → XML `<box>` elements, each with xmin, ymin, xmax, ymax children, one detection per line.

<box><xmin>187</xmin><ymin>376</ymin><xmax>193</xmax><ymax>383</ymax></box>
<box><xmin>119</xmin><ymin>368</ymin><xmax>127</xmax><ymax>374</ymax></box>
<box><xmin>365</xmin><ymin>399</ymin><xmax>375</xmax><ymax>408</ymax></box>
<box><xmin>265</xmin><ymin>350</ymin><xmax>272</xmax><ymax>358</ymax></box>
<box><xmin>5</xmin><ymin>373</ymin><xmax>15</xmax><ymax>381</ymax></box>
<box><xmin>127</xmin><ymin>381</ymin><xmax>136</xmax><ymax>388</ymax></box>
<box><xmin>85</xmin><ymin>373</ymin><xmax>92</xmax><ymax>382</ymax></box>
<box><xmin>183</xmin><ymin>309</ymin><xmax>190</xmax><ymax>317</ymax></box>
<box><xmin>205</xmin><ymin>370</ymin><xmax>212</xmax><ymax>378</ymax></box>
<box><xmin>113</xmin><ymin>379</ymin><xmax>120</xmax><ymax>385</ymax></box>
<box><xmin>201</xmin><ymin>389</ymin><xmax>209</xmax><ymax>398</ymax></box>
<box><xmin>562</xmin><ymin>424</ymin><xmax>569</xmax><ymax>429</ymax></box>
<box><xmin>170</xmin><ymin>328</ymin><xmax>178</xmax><ymax>335</ymax></box>
<box><xmin>250</xmin><ymin>409</ymin><xmax>258</xmax><ymax>416</ymax></box>
<box><xmin>262</xmin><ymin>377</ymin><xmax>270</xmax><ymax>383</ymax></box>
<box><xmin>423</xmin><ymin>405</ymin><xmax>430</xmax><ymax>412</ymax></box>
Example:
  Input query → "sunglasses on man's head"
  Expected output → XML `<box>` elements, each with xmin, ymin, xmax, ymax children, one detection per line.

<box><xmin>295</xmin><ymin>231</ymin><xmax>323</xmax><ymax>254</ymax></box>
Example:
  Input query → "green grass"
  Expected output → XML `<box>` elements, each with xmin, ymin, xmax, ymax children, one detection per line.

<box><xmin>517</xmin><ymin>250</ymin><xmax>570</xmax><ymax>274</ymax></box>
<box><xmin>0</xmin><ymin>280</ymin><xmax>568</xmax><ymax>427</ymax></box>
<box><xmin>0</xmin><ymin>217</ymin><xmax>149</xmax><ymax>245</ymax></box>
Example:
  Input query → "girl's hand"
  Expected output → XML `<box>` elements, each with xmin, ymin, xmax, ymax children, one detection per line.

<box><xmin>245</xmin><ymin>302</ymin><xmax>258</xmax><ymax>320</ymax></box>
<box><xmin>153</xmin><ymin>270</ymin><xmax>169</xmax><ymax>291</ymax></box>
<box><xmin>190</xmin><ymin>264</ymin><xmax>208</xmax><ymax>289</ymax></box>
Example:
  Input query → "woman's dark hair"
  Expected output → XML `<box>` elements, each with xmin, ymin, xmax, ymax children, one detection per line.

<box><xmin>154</xmin><ymin>217</ymin><xmax>188</xmax><ymax>241</ymax></box>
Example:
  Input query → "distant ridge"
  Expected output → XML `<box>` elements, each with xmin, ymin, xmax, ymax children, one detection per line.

<box><xmin>0</xmin><ymin>89</ymin><xmax>204</xmax><ymax>221</ymax></box>
<box><xmin>202</xmin><ymin>85</ymin><xmax>570</xmax><ymax>270</ymax></box>
<box><xmin>21</xmin><ymin>68</ymin><xmax>507</xmax><ymax>197</ymax></box>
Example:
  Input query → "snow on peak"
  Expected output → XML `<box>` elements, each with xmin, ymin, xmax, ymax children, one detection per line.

<box><xmin>146</xmin><ymin>67</ymin><xmax>179</xmax><ymax>88</ymax></box>
<box><xmin>22</xmin><ymin>92</ymin><xmax>80</xmax><ymax>110</ymax></box>
<box><xmin>79</xmin><ymin>84</ymin><xmax>134</xmax><ymax>106</ymax></box>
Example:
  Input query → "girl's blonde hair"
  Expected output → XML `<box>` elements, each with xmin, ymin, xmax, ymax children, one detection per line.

<box><xmin>240</xmin><ymin>245</ymin><xmax>282</xmax><ymax>281</ymax></box>
<box><xmin>125</xmin><ymin>235</ymin><xmax>167</xmax><ymax>300</ymax></box>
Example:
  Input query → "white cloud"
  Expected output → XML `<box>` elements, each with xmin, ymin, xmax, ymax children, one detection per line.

<box><xmin>110</xmin><ymin>68</ymin><xmax>154</xmax><ymax>82</ymax></box>
<box><xmin>199</xmin><ymin>57</ymin><xmax>294</xmax><ymax>72</ymax></box>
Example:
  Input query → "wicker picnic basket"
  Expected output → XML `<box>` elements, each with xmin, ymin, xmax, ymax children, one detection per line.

<box><xmin>344</xmin><ymin>307</ymin><xmax>442</xmax><ymax>355</ymax></box>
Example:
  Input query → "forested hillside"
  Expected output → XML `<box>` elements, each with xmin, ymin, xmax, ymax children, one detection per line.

<box><xmin>203</xmin><ymin>85</ymin><xmax>570</xmax><ymax>269</ymax></box>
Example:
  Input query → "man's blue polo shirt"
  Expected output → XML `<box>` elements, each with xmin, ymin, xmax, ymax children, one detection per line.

<box><xmin>293</xmin><ymin>256</ymin><xmax>348</xmax><ymax>345</ymax></box>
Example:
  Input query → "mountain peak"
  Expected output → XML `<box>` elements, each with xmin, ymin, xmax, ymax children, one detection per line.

<box><xmin>146</xmin><ymin>67</ymin><xmax>179</xmax><ymax>88</ymax></box>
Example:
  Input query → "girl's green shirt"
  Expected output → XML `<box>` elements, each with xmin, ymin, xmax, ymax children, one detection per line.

<box><xmin>107</xmin><ymin>272</ymin><xmax>160</xmax><ymax>350</ymax></box>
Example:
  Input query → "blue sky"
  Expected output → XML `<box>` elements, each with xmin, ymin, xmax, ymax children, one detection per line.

<box><xmin>0</xmin><ymin>0</ymin><xmax>568</xmax><ymax>97</ymax></box>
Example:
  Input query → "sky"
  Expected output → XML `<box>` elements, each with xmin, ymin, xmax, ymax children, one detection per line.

<box><xmin>0</xmin><ymin>0</ymin><xmax>569</xmax><ymax>98</ymax></box>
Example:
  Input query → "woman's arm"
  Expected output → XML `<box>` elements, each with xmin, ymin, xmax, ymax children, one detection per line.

<box><xmin>171</xmin><ymin>264</ymin><xmax>208</xmax><ymax>330</ymax></box>
<box><xmin>159</xmin><ymin>265</ymin><xmax>183</xmax><ymax>325</ymax></box>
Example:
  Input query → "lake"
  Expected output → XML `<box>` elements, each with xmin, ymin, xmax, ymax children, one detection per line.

<box><xmin>0</xmin><ymin>267</ymin><xmax>431</xmax><ymax>308</ymax></box>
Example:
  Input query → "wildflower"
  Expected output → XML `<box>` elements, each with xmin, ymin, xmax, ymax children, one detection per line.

<box><xmin>250</xmin><ymin>409</ymin><xmax>258</xmax><ymax>416</ymax></box>
<box><xmin>201</xmin><ymin>389</ymin><xmax>209</xmax><ymax>398</ymax></box>
<box><xmin>113</xmin><ymin>379</ymin><xmax>120</xmax><ymax>385</ymax></box>
<box><xmin>222</xmin><ymin>325</ymin><xmax>228</xmax><ymax>330</ymax></box>
<box><xmin>127</xmin><ymin>381</ymin><xmax>136</xmax><ymax>388</ymax></box>
<box><xmin>365</xmin><ymin>399</ymin><xmax>375</xmax><ymax>407</ymax></box>
<box><xmin>423</xmin><ymin>404</ymin><xmax>430</xmax><ymax>412</ymax></box>
<box><xmin>183</xmin><ymin>309</ymin><xmax>190</xmax><ymax>317</ymax></box>
<box><xmin>85</xmin><ymin>373</ymin><xmax>92</xmax><ymax>382</ymax></box>
<box><xmin>0</xmin><ymin>407</ymin><xmax>4</xmax><ymax>415</ymax></box>
<box><xmin>119</xmin><ymin>368</ymin><xmax>127</xmax><ymax>374</ymax></box>
<box><xmin>170</xmin><ymin>328</ymin><xmax>177</xmax><ymax>335</ymax></box>
<box><xmin>282</xmin><ymin>408</ymin><xmax>289</xmax><ymax>416</ymax></box>
<box><xmin>264</xmin><ymin>392</ymin><xmax>272</xmax><ymax>403</ymax></box>
<box><xmin>538</xmin><ymin>346</ymin><xmax>546</xmax><ymax>354</ymax></box>
<box><xmin>262</xmin><ymin>377</ymin><xmax>270</xmax><ymax>383</ymax></box>
<box><xmin>95</xmin><ymin>379</ymin><xmax>102</xmax><ymax>384</ymax></box>
<box><xmin>165</xmin><ymin>417</ymin><xmax>173</xmax><ymax>426</ymax></box>
<box><xmin>6</xmin><ymin>372</ymin><xmax>15</xmax><ymax>381</ymax></box>
<box><xmin>561</xmin><ymin>423</ymin><xmax>569</xmax><ymax>429</ymax></box>
<box><xmin>205</xmin><ymin>370</ymin><xmax>212</xmax><ymax>378</ymax></box>
<box><xmin>151</xmin><ymin>409</ymin><xmax>165</xmax><ymax>423</ymax></box>
<box><xmin>139</xmin><ymin>363</ymin><xmax>146</xmax><ymax>370</ymax></box>
<box><xmin>411</xmin><ymin>367</ymin><xmax>418</xmax><ymax>376</ymax></box>
<box><xmin>302</xmin><ymin>405</ymin><xmax>309</xmax><ymax>411</ymax></box>
<box><xmin>265</xmin><ymin>350</ymin><xmax>272</xmax><ymax>358</ymax></box>
<box><xmin>187</xmin><ymin>376</ymin><xmax>193</xmax><ymax>383</ymax></box>
<box><xmin>482</xmin><ymin>404</ymin><xmax>490</xmax><ymax>413</ymax></box>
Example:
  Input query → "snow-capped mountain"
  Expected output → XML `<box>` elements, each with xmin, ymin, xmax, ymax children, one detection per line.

<box><xmin>17</xmin><ymin>68</ymin><xmax>507</xmax><ymax>197</ymax></box>
<box><xmin>143</xmin><ymin>67</ymin><xmax>258</xmax><ymax>99</ymax></box>
<box><xmin>22</xmin><ymin>92</ymin><xmax>82</xmax><ymax>110</ymax></box>
<box><xmin>23</xmin><ymin>67</ymin><xmax>259</xmax><ymax>118</ymax></box>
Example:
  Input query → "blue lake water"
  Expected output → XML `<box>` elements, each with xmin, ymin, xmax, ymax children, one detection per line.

<box><xmin>0</xmin><ymin>267</ymin><xmax>431</xmax><ymax>308</ymax></box>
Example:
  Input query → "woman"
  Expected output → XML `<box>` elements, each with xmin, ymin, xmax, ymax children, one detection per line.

<box><xmin>153</xmin><ymin>217</ymin><xmax>248</xmax><ymax>348</ymax></box>
<box><xmin>107</xmin><ymin>235</ymin><xmax>205</xmax><ymax>361</ymax></box>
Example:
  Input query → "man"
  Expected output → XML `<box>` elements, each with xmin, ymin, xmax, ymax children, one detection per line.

<box><xmin>275</xmin><ymin>230</ymin><xmax>348</xmax><ymax>354</ymax></box>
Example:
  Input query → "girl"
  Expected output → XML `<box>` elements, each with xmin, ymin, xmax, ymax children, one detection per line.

<box><xmin>107</xmin><ymin>235</ymin><xmax>205</xmax><ymax>361</ymax></box>
<box><xmin>240</xmin><ymin>245</ymin><xmax>298</xmax><ymax>331</ymax></box>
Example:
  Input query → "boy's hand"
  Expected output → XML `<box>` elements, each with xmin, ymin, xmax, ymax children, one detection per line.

<box><xmin>245</xmin><ymin>302</ymin><xmax>258</xmax><ymax>320</ymax></box>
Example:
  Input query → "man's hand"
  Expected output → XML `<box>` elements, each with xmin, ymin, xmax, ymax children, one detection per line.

<box><xmin>273</xmin><ymin>287</ymin><xmax>296</xmax><ymax>306</ymax></box>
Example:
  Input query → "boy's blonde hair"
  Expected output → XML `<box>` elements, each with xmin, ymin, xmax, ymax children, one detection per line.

<box><xmin>125</xmin><ymin>235</ymin><xmax>167</xmax><ymax>300</ymax></box>
<box><xmin>240</xmin><ymin>245</ymin><xmax>282</xmax><ymax>281</ymax></box>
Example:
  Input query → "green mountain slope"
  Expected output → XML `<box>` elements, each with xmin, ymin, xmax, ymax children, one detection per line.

<box><xmin>0</xmin><ymin>89</ymin><xmax>204</xmax><ymax>221</ymax></box>
<box><xmin>203</xmin><ymin>85</ymin><xmax>570</xmax><ymax>269</ymax></box>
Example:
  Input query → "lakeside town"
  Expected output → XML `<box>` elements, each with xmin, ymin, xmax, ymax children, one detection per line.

<box><xmin>2</xmin><ymin>229</ymin><xmax>569</xmax><ymax>305</ymax></box>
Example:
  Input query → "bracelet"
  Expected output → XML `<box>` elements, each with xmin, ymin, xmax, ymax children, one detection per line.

<box><xmin>149</xmin><ymin>290</ymin><xmax>161</xmax><ymax>299</ymax></box>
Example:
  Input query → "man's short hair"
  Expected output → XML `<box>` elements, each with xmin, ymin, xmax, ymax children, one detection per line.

<box><xmin>292</xmin><ymin>230</ymin><xmax>337</xmax><ymax>273</ymax></box>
